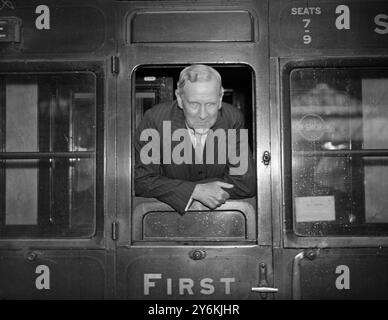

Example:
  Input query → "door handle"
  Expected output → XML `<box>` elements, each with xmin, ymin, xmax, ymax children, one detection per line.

<box><xmin>292</xmin><ymin>249</ymin><xmax>319</xmax><ymax>300</ymax></box>
<box><xmin>251</xmin><ymin>263</ymin><xmax>278</xmax><ymax>299</ymax></box>
<box><xmin>262</xmin><ymin>151</ymin><xmax>271</xmax><ymax>166</ymax></box>
<box><xmin>251</xmin><ymin>287</ymin><xmax>279</xmax><ymax>293</ymax></box>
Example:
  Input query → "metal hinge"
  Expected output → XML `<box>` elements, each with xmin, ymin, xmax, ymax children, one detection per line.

<box><xmin>111</xmin><ymin>221</ymin><xmax>119</xmax><ymax>241</ymax></box>
<box><xmin>111</xmin><ymin>56</ymin><xmax>119</xmax><ymax>75</ymax></box>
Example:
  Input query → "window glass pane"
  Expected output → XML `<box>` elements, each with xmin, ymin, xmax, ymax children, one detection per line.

<box><xmin>0</xmin><ymin>73</ymin><xmax>96</xmax><ymax>238</ymax></box>
<box><xmin>5</xmin><ymin>160</ymin><xmax>38</xmax><ymax>225</ymax></box>
<box><xmin>4</xmin><ymin>81</ymin><xmax>39</xmax><ymax>224</ymax></box>
<box><xmin>290</xmin><ymin>68</ymin><xmax>388</xmax><ymax>236</ymax></box>
<box><xmin>6</xmin><ymin>81</ymin><xmax>38</xmax><ymax>152</ymax></box>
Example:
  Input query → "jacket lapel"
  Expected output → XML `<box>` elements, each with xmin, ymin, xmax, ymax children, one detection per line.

<box><xmin>168</xmin><ymin>101</ymin><xmax>229</xmax><ymax>168</ymax></box>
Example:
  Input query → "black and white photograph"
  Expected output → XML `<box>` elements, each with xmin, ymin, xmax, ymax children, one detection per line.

<box><xmin>0</xmin><ymin>0</ymin><xmax>388</xmax><ymax>311</ymax></box>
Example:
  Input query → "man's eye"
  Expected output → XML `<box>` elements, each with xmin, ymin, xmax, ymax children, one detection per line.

<box><xmin>206</xmin><ymin>103</ymin><xmax>217</xmax><ymax>108</ymax></box>
<box><xmin>190</xmin><ymin>103</ymin><xmax>200</xmax><ymax>108</ymax></box>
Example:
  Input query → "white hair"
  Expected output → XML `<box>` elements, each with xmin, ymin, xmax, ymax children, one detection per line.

<box><xmin>177</xmin><ymin>64</ymin><xmax>223</xmax><ymax>95</ymax></box>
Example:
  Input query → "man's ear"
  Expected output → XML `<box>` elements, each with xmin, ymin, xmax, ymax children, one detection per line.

<box><xmin>218</xmin><ymin>87</ymin><xmax>224</xmax><ymax>110</ymax></box>
<box><xmin>175</xmin><ymin>89</ymin><xmax>183</xmax><ymax>109</ymax></box>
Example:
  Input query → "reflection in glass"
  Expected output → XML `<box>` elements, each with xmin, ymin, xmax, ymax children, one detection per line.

<box><xmin>290</xmin><ymin>68</ymin><xmax>388</xmax><ymax>236</ymax></box>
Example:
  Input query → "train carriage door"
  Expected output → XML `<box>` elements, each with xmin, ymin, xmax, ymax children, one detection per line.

<box><xmin>0</xmin><ymin>63</ymin><xmax>106</xmax><ymax>299</ymax></box>
<box><xmin>115</xmin><ymin>1</ymin><xmax>274</xmax><ymax>300</ymax></box>
<box><xmin>0</xmin><ymin>0</ymin><xmax>116</xmax><ymax>299</ymax></box>
<box><xmin>270</xmin><ymin>0</ymin><xmax>388</xmax><ymax>300</ymax></box>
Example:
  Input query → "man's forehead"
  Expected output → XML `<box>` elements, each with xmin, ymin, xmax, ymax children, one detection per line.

<box><xmin>181</xmin><ymin>79</ymin><xmax>221</xmax><ymax>97</ymax></box>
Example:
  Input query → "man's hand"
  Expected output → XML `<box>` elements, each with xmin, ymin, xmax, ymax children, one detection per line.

<box><xmin>192</xmin><ymin>181</ymin><xmax>234</xmax><ymax>209</ymax></box>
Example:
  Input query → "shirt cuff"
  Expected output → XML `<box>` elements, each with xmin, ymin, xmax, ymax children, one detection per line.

<box><xmin>184</xmin><ymin>195</ymin><xmax>194</xmax><ymax>212</ymax></box>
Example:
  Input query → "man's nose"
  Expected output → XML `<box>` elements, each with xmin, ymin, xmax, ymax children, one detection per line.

<box><xmin>199</xmin><ymin>105</ymin><xmax>207</xmax><ymax>119</ymax></box>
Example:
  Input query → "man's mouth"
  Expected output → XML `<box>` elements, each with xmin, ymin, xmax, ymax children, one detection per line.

<box><xmin>195</xmin><ymin>122</ymin><xmax>209</xmax><ymax>127</ymax></box>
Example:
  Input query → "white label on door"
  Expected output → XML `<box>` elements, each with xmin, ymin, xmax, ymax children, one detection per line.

<box><xmin>295</xmin><ymin>196</ymin><xmax>335</xmax><ymax>222</ymax></box>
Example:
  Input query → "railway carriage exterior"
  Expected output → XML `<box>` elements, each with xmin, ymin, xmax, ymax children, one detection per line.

<box><xmin>0</xmin><ymin>0</ymin><xmax>388</xmax><ymax>299</ymax></box>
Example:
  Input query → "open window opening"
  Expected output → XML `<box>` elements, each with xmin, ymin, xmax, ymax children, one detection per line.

<box><xmin>132</xmin><ymin>64</ymin><xmax>256</xmax><ymax>243</ymax></box>
<box><xmin>134</xmin><ymin>65</ymin><xmax>254</xmax><ymax>147</ymax></box>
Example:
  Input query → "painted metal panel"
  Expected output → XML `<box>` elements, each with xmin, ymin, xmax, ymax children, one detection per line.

<box><xmin>120</xmin><ymin>246</ymin><xmax>272</xmax><ymax>300</ymax></box>
<box><xmin>130</xmin><ymin>10</ymin><xmax>254</xmax><ymax>43</ymax></box>
<box><xmin>0</xmin><ymin>250</ymin><xmax>107</xmax><ymax>299</ymax></box>
<box><xmin>0</xmin><ymin>5</ymin><xmax>106</xmax><ymax>53</ymax></box>
<box><xmin>279</xmin><ymin>1</ymin><xmax>388</xmax><ymax>50</ymax></box>
<box><xmin>270</xmin><ymin>0</ymin><xmax>388</xmax><ymax>56</ymax></box>
<box><xmin>295</xmin><ymin>249</ymin><xmax>388</xmax><ymax>299</ymax></box>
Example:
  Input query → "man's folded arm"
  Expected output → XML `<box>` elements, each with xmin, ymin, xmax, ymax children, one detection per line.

<box><xmin>135</xmin><ymin>166</ymin><xmax>196</xmax><ymax>214</ymax></box>
<box><xmin>184</xmin><ymin>109</ymin><xmax>257</xmax><ymax>201</ymax></box>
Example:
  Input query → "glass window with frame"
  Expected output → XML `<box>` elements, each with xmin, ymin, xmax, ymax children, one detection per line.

<box><xmin>0</xmin><ymin>72</ymin><xmax>96</xmax><ymax>238</ymax></box>
<box><xmin>290</xmin><ymin>67</ymin><xmax>388</xmax><ymax>236</ymax></box>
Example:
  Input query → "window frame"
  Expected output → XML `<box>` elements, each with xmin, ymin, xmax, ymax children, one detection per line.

<box><xmin>281</xmin><ymin>57</ymin><xmax>388</xmax><ymax>248</ymax></box>
<box><xmin>0</xmin><ymin>61</ymin><xmax>105</xmax><ymax>248</ymax></box>
<box><xmin>130</xmin><ymin>63</ymin><xmax>258</xmax><ymax>246</ymax></box>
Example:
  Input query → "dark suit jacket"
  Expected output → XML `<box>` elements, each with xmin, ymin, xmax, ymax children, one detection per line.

<box><xmin>134</xmin><ymin>100</ymin><xmax>256</xmax><ymax>214</ymax></box>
